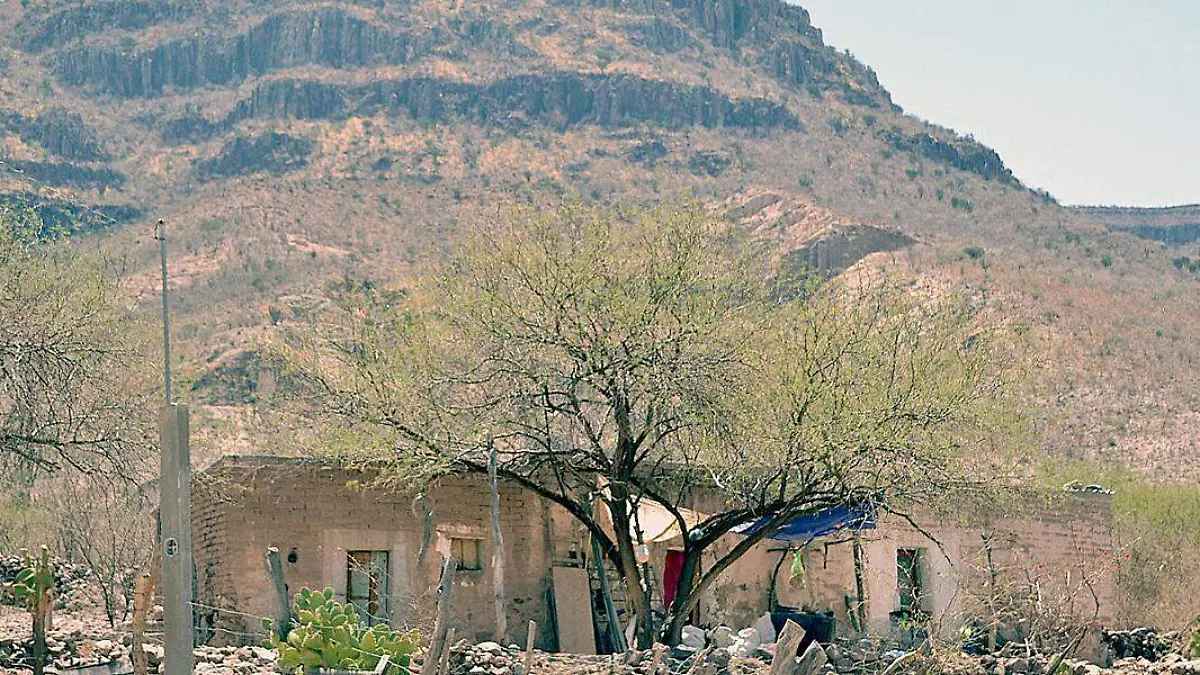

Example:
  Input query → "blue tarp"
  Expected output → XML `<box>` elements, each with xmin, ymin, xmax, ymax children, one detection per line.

<box><xmin>731</xmin><ymin>504</ymin><xmax>877</xmax><ymax>542</ymax></box>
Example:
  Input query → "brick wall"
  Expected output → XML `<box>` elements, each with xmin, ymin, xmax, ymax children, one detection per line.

<box><xmin>193</xmin><ymin>458</ymin><xmax>1115</xmax><ymax>647</ymax></box>
<box><xmin>191</xmin><ymin>458</ymin><xmax>578</xmax><ymax>648</ymax></box>
<box><xmin>668</xmin><ymin>492</ymin><xmax>1115</xmax><ymax>637</ymax></box>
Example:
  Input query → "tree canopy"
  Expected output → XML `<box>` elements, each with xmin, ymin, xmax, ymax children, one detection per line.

<box><xmin>280</xmin><ymin>200</ymin><xmax>1025</xmax><ymax>645</ymax></box>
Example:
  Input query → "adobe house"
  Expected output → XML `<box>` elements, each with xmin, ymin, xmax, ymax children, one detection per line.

<box><xmin>191</xmin><ymin>456</ymin><xmax>1115</xmax><ymax>650</ymax></box>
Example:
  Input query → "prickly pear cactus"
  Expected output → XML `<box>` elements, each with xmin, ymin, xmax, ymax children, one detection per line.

<box><xmin>4</xmin><ymin>547</ymin><xmax>54</xmax><ymax>675</ymax></box>
<box><xmin>264</xmin><ymin>587</ymin><xmax>419</xmax><ymax>673</ymax></box>
<box><xmin>7</xmin><ymin>546</ymin><xmax>54</xmax><ymax>608</ymax></box>
<box><xmin>1187</xmin><ymin>617</ymin><xmax>1200</xmax><ymax>658</ymax></box>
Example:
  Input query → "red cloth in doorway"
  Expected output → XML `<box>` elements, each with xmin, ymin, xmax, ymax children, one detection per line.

<box><xmin>663</xmin><ymin>550</ymin><xmax>685</xmax><ymax>607</ymax></box>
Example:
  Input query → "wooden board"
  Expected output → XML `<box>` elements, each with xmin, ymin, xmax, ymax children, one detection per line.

<box><xmin>551</xmin><ymin>566</ymin><xmax>596</xmax><ymax>654</ymax></box>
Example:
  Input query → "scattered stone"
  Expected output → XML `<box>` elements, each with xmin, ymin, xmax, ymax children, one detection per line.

<box><xmin>682</xmin><ymin>626</ymin><xmax>707</xmax><ymax>650</ymax></box>
<box><xmin>754</xmin><ymin>614</ymin><xmax>777</xmax><ymax>645</ymax></box>
<box><xmin>711</xmin><ymin>627</ymin><xmax>736</xmax><ymax>649</ymax></box>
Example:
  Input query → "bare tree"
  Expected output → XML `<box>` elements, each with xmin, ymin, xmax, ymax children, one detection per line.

<box><xmin>279</xmin><ymin>200</ymin><xmax>1024</xmax><ymax>646</ymax></box>
<box><xmin>37</xmin><ymin>474</ymin><xmax>155</xmax><ymax>625</ymax></box>
<box><xmin>0</xmin><ymin>204</ymin><xmax>153</xmax><ymax>476</ymax></box>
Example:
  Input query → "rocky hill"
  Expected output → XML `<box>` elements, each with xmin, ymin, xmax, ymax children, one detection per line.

<box><xmin>1</xmin><ymin>0</ymin><xmax>1197</xmax><ymax>475</ymax></box>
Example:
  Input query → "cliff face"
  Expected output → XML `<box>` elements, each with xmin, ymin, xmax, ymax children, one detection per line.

<box><xmin>1078</xmin><ymin>205</ymin><xmax>1200</xmax><ymax>246</ymax></box>
<box><xmin>55</xmin><ymin>9</ymin><xmax>433</xmax><ymax>98</ymax></box>
<box><xmin>3</xmin><ymin>108</ymin><xmax>106</xmax><ymax>161</ymax></box>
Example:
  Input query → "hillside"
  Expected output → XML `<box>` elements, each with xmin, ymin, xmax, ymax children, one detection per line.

<box><xmin>0</xmin><ymin>0</ymin><xmax>1197</xmax><ymax>476</ymax></box>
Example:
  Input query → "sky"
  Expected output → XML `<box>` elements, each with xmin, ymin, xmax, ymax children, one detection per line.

<box><xmin>799</xmin><ymin>1</ymin><xmax>1200</xmax><ymax>207</ymax></box>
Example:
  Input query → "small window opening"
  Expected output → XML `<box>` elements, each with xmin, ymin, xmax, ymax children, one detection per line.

<box><xmin>451</xmin><ymin>538</ymin><xmax>483</xmax><ymax>571</ymax></box>
<box><xmin>347</xmin><ymin>550</ymin><xmax>389</xmax><ymax>625</ymax></box>
<box><xmin>286</xmin><ymin>548</ymin><xmax>299</xmax><ymax>565</ymax></box>
<box><xmin>896</xmin><ymin>548</ymin><xmax>924</xmax><ymax>611</ymax></box>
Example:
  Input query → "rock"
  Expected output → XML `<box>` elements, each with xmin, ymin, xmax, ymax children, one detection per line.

<box><xmin>732</xmin><ymin>628</ymin><xmax>762</xmax><ymax>659</ymax></box>
<box><xmin>673</xmin><ymin>645</ymin><xmax>701</xmax><ymax>661</ymax></box>
<box><xmin>682</xmin><ymin>626</ymin><xmax>707</xmax><ymax>650</ymax></box>
<box><xmin>477</xmin><ymin>642</ymin><xmax>505</xmax><ymax>653</ymax></box>
<box><xmin>470</xmin><ymin>666</ymin><xmax>488</xmax><ymax>674</ymax></box>
<box><xmin>755</xmin><ymin>614</ymin><xmax>778</xmax><ymax>645</ymax></box>
<box><xmin>711</xmin><ymin>627</ymin><xmax>736</xmax><ymax>649</ymax></box>
<box><xmin>706</xmin><ymin>648</ymin><xmax>732</xmax><ymax>670</ymax></box>
<box><xmin>251</xmin><ymin>646</ymin><xmax>276</xmax><ymax>662</ymax></box>
<box><xmin>1007</xmin><ymin>657</ymin><xmax>1030</xmax><ymax>674</ymax></box>
<box><xmin>143</xmin><ymin>644</ymin><xmax>164</xmax><ymax>667</ymax></box>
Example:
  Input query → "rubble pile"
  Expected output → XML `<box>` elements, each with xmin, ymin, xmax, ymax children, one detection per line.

<box><xmin>0</xmin><ymin>633</ymin><xmax>129</xmax><ymax>672</ymax></box>
<box><xmin>447</xmin><ymin>638</ymin><xmax>767</xmax><ymax>675</ymax></box>
<box><xmin>443</xmin><ymin>623</ymin><xmax>1199</xmax><ymax>675</ymax></box>
<box><xmin>1103</xmin><ymin>629</ymin><xmax>1181</xmax><ymax>662</ymax></box>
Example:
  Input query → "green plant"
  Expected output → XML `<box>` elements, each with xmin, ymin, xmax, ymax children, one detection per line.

<box><xmin>3</xmin><ymin>547</ymin><xmax>54</xmax><ymax>675</ymax></box>
<box><xmin>263</xmin><ymin>587</ymin><xmax>418</xmax><ymax>673</ymax></box>
<box><xmin>1187</xmin><ymin>619</ymin><xmax>1200</xmax><ymax>658</ymax></box>
<box><xmin>963</xmin><ymin>246</ymin><xmax>985</xmax><ymax>261</ymax></box>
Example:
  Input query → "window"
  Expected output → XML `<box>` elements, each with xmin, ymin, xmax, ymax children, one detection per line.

<box><xmin>896</xmin><ymin>548</ymin><xmax>924</xmax><ymax>611</ymax></box>
<box><xmin>347</xmin><ymin>550</ymin><xmax>389</xmax><ymax>625</ymax></box>
<box><xmin>451</xmin><ymin>538</ymin><xmax>483</xmax><ymax>571</ymax></box>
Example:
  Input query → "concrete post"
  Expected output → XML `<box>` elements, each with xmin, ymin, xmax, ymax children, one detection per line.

<box><xmin>160</xmin><ymin>404</ymin><xmax>194</xmax><ymax>675</ymax></box>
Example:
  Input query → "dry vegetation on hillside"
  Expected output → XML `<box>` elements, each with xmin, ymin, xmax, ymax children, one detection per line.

<box><xmin>0</xmin><ymin>0</ymin><xmax>1197</xmax><ymax>477</ymax></box>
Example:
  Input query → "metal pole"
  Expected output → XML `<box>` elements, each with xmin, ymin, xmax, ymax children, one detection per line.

<box><xmin>156</xmin><ymin>219</ymin><xmax>194</xmax><ymax>675</ymax></box>
<box><xmin>156</xmin><ymin>219</ymin><xmax>172</xmax><ymax>405</ymax></box>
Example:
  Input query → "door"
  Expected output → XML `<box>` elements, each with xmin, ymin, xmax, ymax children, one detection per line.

<box><xmin>347</xmin><ymin>550</ymin><xmax>390</xmax><ymax>625</ymax></box>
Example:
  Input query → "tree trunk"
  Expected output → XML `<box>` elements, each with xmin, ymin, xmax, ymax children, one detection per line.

<box><xmin>607</xmin><ymin>498</ymin><xmax>653</xmax><ymax>649</ymax></box>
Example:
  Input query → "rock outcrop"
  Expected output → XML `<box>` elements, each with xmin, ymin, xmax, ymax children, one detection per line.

<box><xmin>55</xmin><ymin>8</ymin><xmax>432</xmax><ymax>98</ymax></box>
<box><xmin>3</xmin><ymin>108</ymin><xmax>107</xmax><ymax>161</ymax></box>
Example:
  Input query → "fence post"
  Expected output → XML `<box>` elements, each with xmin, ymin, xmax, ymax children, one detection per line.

<box><xmin>265</xmin><ymin>547</ymin><xmax>291</xmax><ymax>639</ymax></box>
<box><xmin>524</xmin><ymin>620</ymin><xmax>537</xmax><ymax>675</ymax></box>
<box><xmin>437</xmin><ymin>627</ymin><xmax>456</xmax><ymax>675</ymax></box>
<box><xmin>489</xmin><ymin>442</ymin><xmax>507</xmax><ymax>642</ymax></box>
<box><xmin>421</xmin><ymin>557</ymin><xmax>457</xmax><ymax>675</ymax></box>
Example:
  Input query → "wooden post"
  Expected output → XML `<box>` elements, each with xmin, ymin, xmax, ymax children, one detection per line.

<box><xmin>851</xmin><ymin>536</ymin><xmax>867</xmax><ymax>632</ymax></box>
<box><xmin>524</xmin><ymin>620</ymin><xmax>537</xmax><ymax>675</ymax></box>
<box><xmin>32</xmin><ymin>585</ymin><xmax>48</xmax><ymax>675</ymax></box>
<box><xmin>264</xmin><ymin>547</ymin><xmax>292</xmax><ymax>639</ymax></box>
<box><xmin>420</xmin><ymin>557</ymin><xmax>457</xmax><ymax>675</ymax></box>
<box><xmin>488</xmin><ymin>442</ymin><xmax>507</xmax><ymax>642</ymax></box>
<box><xmin>437</xmin><ymin>627</ymin><xmax>456</xmax><ymax>675</ymax></box>
<box><xmin>131</xmin><ymin>553</ymin><xmax>161</xmax><ymax>675</ymax></box>
<box><xmin>131</xmin><ymin>573</ymin><xmax>151</xmax><ymax>675</ymax></box>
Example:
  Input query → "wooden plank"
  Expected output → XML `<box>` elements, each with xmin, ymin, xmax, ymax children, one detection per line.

<box><xmin>551</xmin><ymin>567</ymin><xmax>595</xmax><ymax>654</ymax></box>
<box><xmin>770</xmin><ymin>620</ymin><xmax>806</xmax><ymax>675</ymax></box>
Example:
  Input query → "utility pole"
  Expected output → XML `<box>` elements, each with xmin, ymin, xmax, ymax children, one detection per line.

<box><xmin>155</xmin><ymin>219</ymin><xmax>194</xmax><ymax>675</ymax></box>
